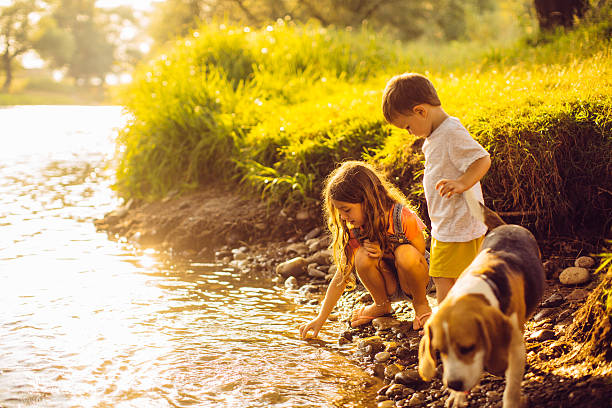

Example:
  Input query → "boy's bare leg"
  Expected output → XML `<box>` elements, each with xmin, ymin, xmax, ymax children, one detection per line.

<box><xmin>394</xmin><ymin>244</ymin><xmax>432</xmax><ymax>327</ymax></box>
<box><xmin>352</xmin><ymin>247</ymin><xmax>393</xmax><ymax>322</ymax></box>
<box><xmin>433</xmin><ymin>276</ymin><xmax>456</xmax><ymax>304</ymax></box>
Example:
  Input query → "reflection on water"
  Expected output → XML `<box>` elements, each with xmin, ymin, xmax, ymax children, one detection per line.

<box><xmin>0</xmin><ymin>106</ymin><xmax>379</xmax><ymax>407</ymax></box>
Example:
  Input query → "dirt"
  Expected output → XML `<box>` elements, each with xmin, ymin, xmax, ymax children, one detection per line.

<box><xmin>94</xmin><ymin>186</ymin><xmax>612</xmax><ymax>408</ymax></box>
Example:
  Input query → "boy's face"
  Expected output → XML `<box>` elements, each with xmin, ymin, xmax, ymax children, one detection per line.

<box><xmin>390</xmin><ymin>106</ymin><xmax>430</xmax><ymax>138</ymax></box>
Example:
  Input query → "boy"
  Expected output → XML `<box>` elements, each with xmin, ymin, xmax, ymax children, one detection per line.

<box><xmin>381</xmin><ymin>73</ymin><xmax>491</xmax><ymax>304</ymax></box>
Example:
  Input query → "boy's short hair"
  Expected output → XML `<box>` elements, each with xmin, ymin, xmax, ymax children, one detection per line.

<box><xmin>382</xmin><ymin>73</ymin><xmax>441</xmax><ymax>123</ymax></box>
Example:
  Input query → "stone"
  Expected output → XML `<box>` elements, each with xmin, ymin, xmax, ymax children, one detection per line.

<box><xmin>307</xmin><ymin>265</ymin><xmax>326</xmax><ymax>279</ymax></box>
<box><xmin>384</xmin><ymin>363</ymin><xmax>403</xmax><ymax>379</ymax></box>
<box><xmin>284</xmin><ymin>276</ymin><xmax>298</xmax><ymax>289</ymax></box>
<box><xmin>385</xmin><ymin>383</ymin><xmax>405</xmax><ymax>399</ymax></box>
<box><xmin>377</xmin><ymin>401</ymin><xmax>395</xmax><ymax>408</ymax></box>
<box><xmin>530</xmin><ymin>329</ymin><xmax>555</xmax><ymax>341</ymax></box>
<box><xmin>533</xmin><ymin>308</ymin><xmax>557</xmax><ymax>322</ymax></box>
<box><xmin>375</xmin><ymin>351</ymin><xmax>391</xmax><ymax>363</ymax></box>
<box><xmin>542</xmin><ymin>260</ymin><xmax>559</xmax><ymax>279</ymax></box>
<box><xmin>276</xmin><ymin>257</ymin><xmax>308</xmax><ymax>278</ymax></box>
<box><xmin>559</xmin><ymin>267</ymin><xmax>590</xmax><ymax>285</ymax></box>
<box><xmin>394</xmin><ymin>369</ymin><xmax>423</xmax><ymax>386</ymax></box>
<box><xmin>407</xmin><ymin>392</ymin><xmax>426</xmax><ymax>406</ymax></box>
<box><xmin>372</xmin><ymin>316</ymin><xmax>402</xmax><ymax>331</ymax></box>
<box><xmin>296</xmin><ymin>209</ymin><xmax>311</xmax><ymax>221</ymax></box>
<box><xmin>286</xmin><ymin>242</ymin><xmax>309</xmax><ymax>255</ymax></box>
<box><xmin>358</xmin><ymin>336</ymin><xmax>385</xmax><ymax>354</ymax></box>
<box><xmin>566</xmin><ymin>288</ymin><xmax>589</xmax><ymax>301</ymax></box>
<box><xmin>541</xmin><ymin>292</ymin><xmax>564</xmax><ymax>308</ymax></box>
<box><xmin>304</xmin><ymin>227</ymin><xmax>322</xmax><ymax>240</ymax></box>
<box><xmin>575</xmin><ymin>256</ymin><xmax>595</xmax><ymax>268</ymax></box>
<box><xmin>306</xmin><ymin>249</ymin><xmax>333</xmax><ymax>265</ymax></box>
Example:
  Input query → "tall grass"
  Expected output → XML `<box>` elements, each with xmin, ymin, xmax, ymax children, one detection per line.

<box><xmin>115</xmin><ymin>17</ymin><xmax>612</xmax><ymax>239</ymax></box>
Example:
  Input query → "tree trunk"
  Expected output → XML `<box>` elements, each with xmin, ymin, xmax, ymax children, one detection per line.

<box><xmin>1</xmin><ymin>52</ymin><xmax>12</xmax><ymax>92</ymax></box>
<box><xmin>534</xmin><ymin>0</ymin><xmax>589</xmax><ymax>31</ymax></box>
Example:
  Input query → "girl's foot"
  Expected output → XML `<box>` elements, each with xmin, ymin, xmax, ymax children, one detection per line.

<box><xmin>350</xmin><ymin>302</ymin><xmax>392</xmax><ymax>328</ymax></box>
<box><xmin>412</xmin><ymin>302</ymin><xmax>432</xmax><ymax>332</ymax></box>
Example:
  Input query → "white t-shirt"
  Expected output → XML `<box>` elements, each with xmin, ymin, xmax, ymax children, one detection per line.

<box><xmin>422</xmin><ymin>116</ymin><xmax>489</xmax><ymax>242</ymax></box>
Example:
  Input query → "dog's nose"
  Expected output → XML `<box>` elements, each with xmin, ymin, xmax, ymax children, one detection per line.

<box><xmin>448</xmin><ymin>380</ymin><xmax>464</xmax><ymax>391</ymax></box>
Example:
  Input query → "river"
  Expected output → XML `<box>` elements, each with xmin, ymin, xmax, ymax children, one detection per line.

<box><xmin>0</xmin><ymin>106</ymin><xmax>379</xmax><ymax>407</ymax></box>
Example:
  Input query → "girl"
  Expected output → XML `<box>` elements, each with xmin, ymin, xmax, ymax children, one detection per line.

<box><xmin>299</xmin><ymin>161</ymin><xmax>432</xmax><ymax>339</ymax></box>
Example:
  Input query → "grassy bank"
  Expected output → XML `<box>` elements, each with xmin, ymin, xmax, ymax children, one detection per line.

<box><xmin>115</xmin><ymin>14</ymin><xmax>612</xmax><ymax>241</ymax></box>
<box><xmin>0</xmin><ymin>75</ymin><xmax>109</xmax><ymax>105</ymax></box>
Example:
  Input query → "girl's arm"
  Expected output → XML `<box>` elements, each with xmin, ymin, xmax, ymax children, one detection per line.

<box><xmin>299</xmin><ymin>268</ymin><xmax>348</xmax><ymax>339</ymax></box>
<box><xmin>435</xmin><ymin>155</ymin><xmax>491</xmax><ymax>198</ymax></box>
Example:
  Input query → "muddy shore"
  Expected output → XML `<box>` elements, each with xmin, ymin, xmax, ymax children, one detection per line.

<box><xmin>95</xmin><ymin>186</ymin><xmax>611</xmax><ymax>408</ymax></box>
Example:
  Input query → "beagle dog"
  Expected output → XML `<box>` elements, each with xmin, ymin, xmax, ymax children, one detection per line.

<box><xmin>418</xmin><ymin>204</ymin><xmax>545</xmax><ymax>408</ymax></box>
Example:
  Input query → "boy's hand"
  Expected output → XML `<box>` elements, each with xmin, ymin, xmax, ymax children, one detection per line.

<box><xmin>435</xmin><ymin>179</ymin><xmax>467</xmax><ymax>198</ymax></box>
<box><xmin>362</xmin><ymin>240</ymin><xmax>382</xmax><ymax>258</ymax></box>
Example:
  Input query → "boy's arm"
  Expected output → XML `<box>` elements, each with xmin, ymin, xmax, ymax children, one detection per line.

<box><xmin>435</xmin><ymin>155</ymin><xmax>491</xmax><ymax>198</ymax></box>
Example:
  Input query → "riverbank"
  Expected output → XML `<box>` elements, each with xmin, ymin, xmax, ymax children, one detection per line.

<box><xmin>95</xmin><ymin>186</ymin><xmax>611</xmax><ymax>408</ymax></box>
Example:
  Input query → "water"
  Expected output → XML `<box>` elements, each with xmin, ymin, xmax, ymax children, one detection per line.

<box><xmin>0</xmin><ymin>106</ymin><xmax>379</xmax><ymax>407</ymax></box>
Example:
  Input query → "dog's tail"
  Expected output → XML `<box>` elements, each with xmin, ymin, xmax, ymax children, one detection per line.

<box><xmin>464</xmin><ymin>189</ymin><xmax>506</xmax><ymax>230</ymax></box>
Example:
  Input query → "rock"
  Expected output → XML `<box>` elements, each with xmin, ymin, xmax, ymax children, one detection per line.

<box><xmin>307</xmin><ymin>264</ymin><xmax>326</xmax><ymax>279</ymax></box>
<box><xmin>286</xmin><ymin>242</ymin><xmax>309</xmax><ymax>255</ymax></box>
<box><xmin>575</xmin><ymin>256</ymin><xmax>595</xmax><ymax>268</ymax></box>
<box><xmin>233</xmin><ymin>252</ymin><xmax>248</xmax><ymax>260</ymax></box>
<box><xmin>306</xmin><ymin>249</ymin><xmax>333</xmax><ymax>265</ymax></box>
<box><xmin>533</xmin><ymin>308</ymin><xmax>557</xmax><ymax>322</ymax></box>
<box><xmin>377</xmin><ymin>401</ymin><xmax>394</xmax><ymax>408</ymax></box>
<box><xmin>530</xmin><ymin>329</ymin><xmax>555</xmax><ymax>341</ymax></box>
<box><xmin>338</xmin><ymin>337</ymin><xmax>351</xmax><ymax>346</ymax></box>
<box><xmin>358</xmin><ymin>336</ymin><xmax>385</xmax><ymax>355</ymax></box>
<box><xmin>372</xmin><ymin>316</ymin><xmax>402</xmax><ymax>331</ymax></box>
<box><xmin>378</xmin><ymin>385</ymin><xmax>391</xmax><ymax>395</ymax></box>
<box><xmin>304</xmin><ymin>227</ymin><xmax>322</xmax><ymax>240</ymax></box>
<box><xmin>394</xmin><ymin>369</ymin><xmax>423</xmax><ymax>386</ymax></box>
<box><xmin>407</xmin><ymin>392</ymin><xmax>426</xmax><ymax>406</ymax></box>
<box><xmin>296</xmin><ymin>209</ymin><xmax>311</xmax><ymax>221</ymax></box>
<box><xmin>395</xmin><ymin>346</ymin><xmax>412</xmax><ymax>361</ymax></box>
<box><xmin>385</xmin><ymin>383</ymin><xmax>405</xmax><ymax>399</ymax></box>
<box><xmin>375</xmin><ymin>351</ymin><xmax>391</xmax><ymax>363</ymax></box>
<box><xmin>559</xmin><ymin>267</ymin><xmax>590</xmax><ymax>285</ymax></box>
<box><xmin>541</xmin><ymin>292</ymin><xmax>564</xmax><ymax>308</ymax></box>
<box><xmin>384</xmin><ymin>363</ymin><xmax>402</xmax><ymax>379</ymax></box>
<box><xmin>284</xmin><ymin>276</ymin><xmax>298</xmax><ymax>289</ymax></box>
<box><xmin>542</xmin><ymin>260</ymin><xmax>559</xmax><ymax>279</ymax></box>
<box><xmin>566</xmin><ymin>288</ymin><xmax>589</xmax><ymax>301</ymax></box>
<box><xmin>276</xmin><ymin>257</ymin><xmax>308</xmax><ymax>278</ymax></box>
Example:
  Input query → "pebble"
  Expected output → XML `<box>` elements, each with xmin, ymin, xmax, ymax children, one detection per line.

<box><xmin>407</xmin><ymin>392</ymin><xmax>425</xmax><ymax>406</ymax></box>
<box><xmin>566</xmin><ymin>288</ymin><xmax>589</xmax><ymax>301</ymax></box>
<box><xmin>276</xmin><ymin>257</ymin><xmax>308</xmax><ymax>278</ymax></box>
<box><xmin>394</xmin><ymin>369</ymin><xmax>423</xmax><ymax>386</ymax></box>
<box><xmin>375</xmin><ymin>351</ymin><xmax>391</xmax><ymax>363</ymax></box>
<box><xmin>541</xmin><ymin>292</ymin><xmax>564</xmax><ymax>308</ymax></box>
<box><xmin>304</xmin><ymin>227</ymin><xmax>322</xmax><ymax>240</ymax></box>
<box><xmin>559</xmin><ymin>266</ymin><xmax>590</xmax><ymax>285</ymax></box>
<box><xmin>386</xmin><ymin>383</ymin><xmax>405</xmax><ymax>399</ymax></box>
<box><xmin>574</xmin><ymin>256</ymin><xmax>595</xmax><ymax>268</ymax></box>
<box><xmin>373</xmin><ymin>316</ymin><xmax>402</xmax><ymax>331</ymax></box>
<box><xmin>378</xmin><ymin>401</ymin><xmax>395</xmax><ymax>408</ymax></box>
<box><xmin>530</xmin><ymin>329</ymin><xmax>556</xmax><ymax>341</ymax></box>
<box><xmin>284</xmin><ymin>276</ymin><xmax>298</xmax><ymax>289</ymax></box>
<box><xmin>384</xmin><ymin>363</ymin><xmax>403</xmax><ymax>379</ymax></box>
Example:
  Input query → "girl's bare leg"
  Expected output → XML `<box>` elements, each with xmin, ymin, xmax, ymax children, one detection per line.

<box><xmin>394</xmin><ymin>244</ymin><xmax>432</xmax><ymax>328</ymax></box>
<box><xmin>352</xmin><ymin>247</ymin><xmax>393</xmax><ymax>322</ymax></box>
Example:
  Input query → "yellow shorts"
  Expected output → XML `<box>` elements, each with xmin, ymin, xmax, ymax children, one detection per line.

<box><xmin>429</xmin><ymin>236</ymin><xmax>485</xmax><ymax>278</ymax></box>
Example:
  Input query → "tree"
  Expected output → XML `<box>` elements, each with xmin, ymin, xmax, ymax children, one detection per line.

<box><xmin>0</xmin><ymin>0</ymin><xmax>38</xmax><ymax>92</ymax></box>
<box><xmin>533</xmin><ymin>0</ymin><xmax>589</xmax><ymax>30</ymax></box>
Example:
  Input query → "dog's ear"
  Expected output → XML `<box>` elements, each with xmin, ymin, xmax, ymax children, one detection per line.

<box><xmin>418</xmin><ymin>322</ymin><xmax>437</xmax><ymax>381</ymax></box>
<box><xmin>477</xmin><ymin>308</ymin><xmax>512</xmax><ymax>376</ymax></box>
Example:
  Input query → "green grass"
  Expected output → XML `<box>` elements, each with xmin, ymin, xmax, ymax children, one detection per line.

<box><xmin>115</xmin><ymin>14</ymin><xmax>612</xmax><ymax>240</ymax></box>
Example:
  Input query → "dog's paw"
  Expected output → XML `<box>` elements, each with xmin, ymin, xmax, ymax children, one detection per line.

<box><xmin>445</xmin><ymin>391</ymin><xmax>468</xmax><ymax>408</ymax></box>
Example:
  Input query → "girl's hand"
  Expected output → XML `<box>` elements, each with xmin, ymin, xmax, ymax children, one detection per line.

<box><xmin>362</xmin><ymin>240</ymin><xmax>382</xmax><ymax>258</ymax></box>
<box><xmin>435</xmin><ymin>179</ymin><xmax>467</xmax><ymax>198</ymax></box>
<box><xmin>299</xmin><ymin>316</ymin><xmax>325</xmax><ymax>339</ymax></box>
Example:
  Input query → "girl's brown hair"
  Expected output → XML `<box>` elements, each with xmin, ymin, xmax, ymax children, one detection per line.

<box><xmin>323</xmin><ymin>161</ymin><xmax>410</xmax><ymax>286</ymax></box>
<box><xmin>382</xmin><ymin>73</ymin><xmax>441</xmax><ymax>123</ymax></box>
